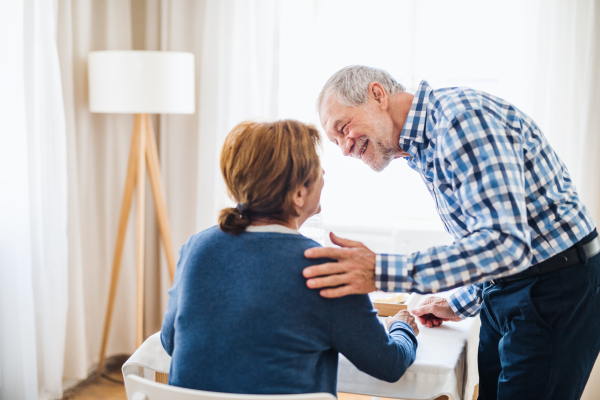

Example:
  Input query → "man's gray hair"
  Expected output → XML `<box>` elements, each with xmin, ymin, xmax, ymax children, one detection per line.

<box><xmin>316</xmin><ymin>65</ymin><xmax>406</xmax><ymax>114</ymax></box>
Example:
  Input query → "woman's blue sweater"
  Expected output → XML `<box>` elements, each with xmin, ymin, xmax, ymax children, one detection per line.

<box><xmin>161</xmin><ymin>226</ymin><xmax>417</xmax><ymax>395</ymax></box>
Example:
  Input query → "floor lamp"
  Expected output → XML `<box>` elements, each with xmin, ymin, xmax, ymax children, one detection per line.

<box><xmin>88</xmin><ymin>51</ymin><xmax>195</xmax><ymax>376</ymax></box>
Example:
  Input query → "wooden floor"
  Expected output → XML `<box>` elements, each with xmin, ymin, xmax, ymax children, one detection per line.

<box><xmin>62</xmin><ymin>370</ymin><xmax>127</xmax><ymax>400</ymax></box>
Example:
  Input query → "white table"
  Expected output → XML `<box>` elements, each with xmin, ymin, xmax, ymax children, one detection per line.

<box><xmin>337</xmin><ymin>301</ymin><xmax>480</xmax><ymax>400</ymax></box>
<box><xmin>123</xmin><ymin>293</ymin><xmax>480</xmax><ymax>400</ymax></box>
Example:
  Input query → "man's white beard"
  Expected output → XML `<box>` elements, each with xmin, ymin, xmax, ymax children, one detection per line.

<box><xmin>365</xmin><ymin>140</ymin><xmax>395</xmax><ymax>172</ymax></box>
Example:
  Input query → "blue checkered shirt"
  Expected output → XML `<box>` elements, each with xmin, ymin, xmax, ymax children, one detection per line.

<box><xmin>376</xmin><ymin>81</ymin><xmax>596</xmax><ymax>318</ymax></box>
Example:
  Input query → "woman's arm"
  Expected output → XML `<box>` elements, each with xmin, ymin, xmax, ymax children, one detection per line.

<box><xmin>160</xmin><ymin>244</ymin><xmax>188</xmax><ymax>356</ymax></box>
<box><xmin>330</xmin><ymin>295</ymin><xmax>418</xmax><ymax>382</ymax></box>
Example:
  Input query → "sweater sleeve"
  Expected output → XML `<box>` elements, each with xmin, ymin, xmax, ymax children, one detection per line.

<box><xmin>330</xmin><ymin>295</ymin><xmax>417</xmax><ymax>382</ymax></box>
<box><xmin>160</xmin><ymin>243</ymin><xmax>188</xmax><ymax>356</ymax></box>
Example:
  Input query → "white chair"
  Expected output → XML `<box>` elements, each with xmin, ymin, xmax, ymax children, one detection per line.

<box><xmin>122</xmin><ymin>332</ymin><xmax>171</xmax><ymax>382</ymax></box>
<box><xmin>122</xmin><ymin>332</ymin><xmax>336</xmax><ymax>400</ymax></box>
<box><xmin>124</xmin><ymin>374</ymin><xmax>336</xmax><ymax>400</ymax></box>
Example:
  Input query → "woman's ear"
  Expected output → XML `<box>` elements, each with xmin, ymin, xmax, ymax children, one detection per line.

<box><xmin>293</xmin><ymin>186</ymin><xmax>308</xmax><ymax>210</ymax></box>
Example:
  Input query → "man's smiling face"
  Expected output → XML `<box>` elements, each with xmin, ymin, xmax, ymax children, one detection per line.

<box><xmin>320</xmin><ymin>92</ymin><xmax>396</xmax><ymax>172</ymax></box>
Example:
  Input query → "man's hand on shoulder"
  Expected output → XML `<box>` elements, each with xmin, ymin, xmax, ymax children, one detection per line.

<box><xmin>303</xmin><ymin>232</ymin><xmax>377</xmax><ymax>298</ymax></box>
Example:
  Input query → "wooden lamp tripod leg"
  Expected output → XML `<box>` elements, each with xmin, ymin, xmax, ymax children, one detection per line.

<box><xmin>144</xmin><ymin>114</ymin><xmax>176</xmax><ymax>283</ymax></box>
<box><xmin>97</xmin><ymin>114</ymin><xmax>177</xmax><ymax>377</ymax></box>
<box><xmin>97</xmin><ymin>114</ymin><xmax>142</xmax><ymax>377</ymax></box>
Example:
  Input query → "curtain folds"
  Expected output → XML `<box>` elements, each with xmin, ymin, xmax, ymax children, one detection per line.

<box><xmin>527</xmin><ymin>0</ymin><xmax>600</xmax><ymax>224</ymax></box>
<box><xmin>0</xmin><ymin>0</ymin><xmax>68</xmax><ymax>399</ymax></box>
<box><xmin>195</xmin><ymin>0</ymin><xmax>280</xmax><ymax>233</ymax></box>
<box><xmin>58</xmin><ymin>0</ymin><xmax>143</xmax><ymax>383</ymax></box>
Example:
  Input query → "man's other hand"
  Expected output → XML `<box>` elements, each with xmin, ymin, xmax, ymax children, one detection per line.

<box><xmin>410</xmin><ymin>296</ymin><xmax>462</xmax><ymax>328</ymax></box>
<box><xmin>303</xmin><ymin>232</ymin><xmax>376</xmax><ymax>298</ymax></box>
<box><xmin>385</xmin><ymin>310</ymin><xmax>419</xmax><ymax>336</ymax></box>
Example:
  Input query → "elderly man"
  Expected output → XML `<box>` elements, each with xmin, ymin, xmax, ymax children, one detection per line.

<box><xmin>304</xmin><ymin>65</ymin><xmax>600</xmax><ymax>400</ymax></box>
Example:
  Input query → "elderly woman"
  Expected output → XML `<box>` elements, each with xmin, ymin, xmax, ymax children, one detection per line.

<box><xmin>160</xmin><ymin>119</ymin><xmax>418</xmax><ymax>395</ymax></box>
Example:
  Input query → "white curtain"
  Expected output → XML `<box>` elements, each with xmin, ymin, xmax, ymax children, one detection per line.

<box><xmin>57</xmin><ymin>0</ymin><xmax>140</xmax><ymax>384</ymax></box>
<box><xmin>194</xmin><ymin>0</ymin><xmax>280</xmax><ymax>232</ymax></box>
<box><xmin>528</xmin><ymin>0</ymin><xmax>600</xmax><ymax>225</ymax></box>
<box><xmin>55</xmin><ymin>0</ymin><xmax>281</xmax><ymax>388</ymax></box>
<box><xmin>0</xmin><ymin>0</ymin><xmax>68</xmax><ymax>399</ymax></box>
<box><xmin>488</xmin><ymin>0</ymin><xmax>600</xmax><ymax>225</ymax></box>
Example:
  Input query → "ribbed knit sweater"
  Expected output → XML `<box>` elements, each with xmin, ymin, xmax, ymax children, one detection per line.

<box><xmin>161</xmin><ymin>225</ymin><xmax>417</xmax><ymax>395</ymax></box>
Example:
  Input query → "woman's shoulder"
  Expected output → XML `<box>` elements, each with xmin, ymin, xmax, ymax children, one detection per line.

<box><xmin>185</xmin><ymin>225</ymin><xmax>222</xmax><ymax>243</ymax></box>
<box><xmin>186</xmin><ymin>225</ymin><xmax>318</xmax><ymax>243</ymax></box>
<box><xmin>178</xmin><ymin>226</ymin><xmax>226</xmax><ymax>254</ymax></box>
<box><xmin>180</xmin><ymin>226</ymin><xmax>330</xmax><ymax>263</ymax></box>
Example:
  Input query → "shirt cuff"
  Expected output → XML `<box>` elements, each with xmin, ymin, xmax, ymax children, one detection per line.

<box><xmin>447</xmin><ymin>294</ymin><xmax>469</xmax><ymax>320</ymax></box>
<box><xmin>375</xmin><ymin>254</ymin><xmax>383</xmax><ymax>290</ymax></box>
<box><xmin>447</xmin><ymin>287</ymin><xmax>482</xmax><ymax>319</ymax></box>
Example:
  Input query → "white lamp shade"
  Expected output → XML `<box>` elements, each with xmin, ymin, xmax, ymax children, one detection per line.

<box><xmin>88</xmin><ymin>51</ymin><xmax>195</xmax><ymax>114</ymax></box>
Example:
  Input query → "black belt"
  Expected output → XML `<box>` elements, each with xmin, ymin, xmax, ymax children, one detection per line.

<box><xmin>491</xmin><ymin>231</ymin><xmax>600</xmax><ymax>285</ymax></box>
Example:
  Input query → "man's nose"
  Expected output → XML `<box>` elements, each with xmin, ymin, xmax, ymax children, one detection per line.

<box><xmin>339</xmin><ymin>136</ymin><xmax>353</xmax><ymax>157</ymax></box>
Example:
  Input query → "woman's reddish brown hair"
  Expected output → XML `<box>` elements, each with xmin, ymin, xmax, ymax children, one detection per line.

<box><xmin>218</xmin><ymin>119</ymin><xmax>321</xmax><ymax>235</ymax></box>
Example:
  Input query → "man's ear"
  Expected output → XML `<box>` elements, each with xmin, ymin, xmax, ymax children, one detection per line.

<box><xmin>369</xmin><ymin>82</ymin><xmax>388</xmax><ymax>109</ymax></box>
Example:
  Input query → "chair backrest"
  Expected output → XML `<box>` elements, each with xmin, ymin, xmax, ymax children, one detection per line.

<box><xmin>123</xmin><ymin>374</ymin><xmax>337</xmax><ymax>400</ymax></box>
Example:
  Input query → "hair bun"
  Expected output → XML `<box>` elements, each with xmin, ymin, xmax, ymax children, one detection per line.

<box><xmin>218</xmin><ymin>207</ymin><xmax>251</xmax><ymax>235</ymax></box>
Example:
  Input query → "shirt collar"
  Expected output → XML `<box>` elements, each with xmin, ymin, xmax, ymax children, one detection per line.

<box><xmin>399</xmin><ymin>80</ymin><xmax>433</xmax><ymax>152</ymax></box>
<box><xmin>245</xmin><ymin>224</ymin><xmax>301</xmax><ymax>235</ymax></box>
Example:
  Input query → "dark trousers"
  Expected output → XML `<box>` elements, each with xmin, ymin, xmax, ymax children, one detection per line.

<box><xmin>478</xmin><ymin>237</ymin><xmax>600</xmax><ymax>400</ymax></box>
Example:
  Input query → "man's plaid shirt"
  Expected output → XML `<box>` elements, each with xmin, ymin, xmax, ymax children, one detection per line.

<box><xmin>376</xmin><ymin>81</ymin><xmax>596</xmax><ymax>318</ymax></box>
